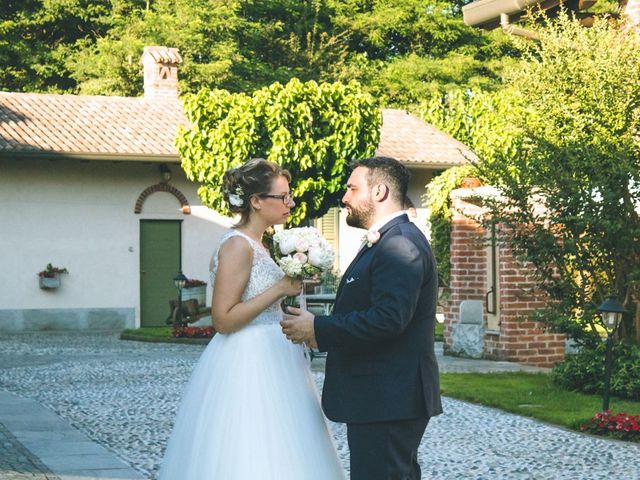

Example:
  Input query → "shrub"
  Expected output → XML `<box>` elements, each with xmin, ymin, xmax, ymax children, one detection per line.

<box><xmin>552</xmin><ymin>343</ymin><xmax>640</xmax><ymax>400</ymax></box>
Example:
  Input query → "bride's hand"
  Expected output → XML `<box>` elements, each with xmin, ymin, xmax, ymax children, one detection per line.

<box><xmin>278</xmin><ymin>276</ymin><xmax>303</xmax><ymax>297</ymax></box>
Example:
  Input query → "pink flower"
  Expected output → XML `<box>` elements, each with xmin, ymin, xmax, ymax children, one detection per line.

<box><xmin>293</xmin><ymin>252</ymin><xmax>308</xmax><ymax>264</ymax></box>
<box><xmin>295</xmin><ymin>239</ymin><xmax>310</xmax><ymax>252</ymax></box>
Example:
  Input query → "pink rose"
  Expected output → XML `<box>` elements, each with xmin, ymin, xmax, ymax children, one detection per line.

<box><xmin>365</xmin><ymin>230</ymin><xmax>380</xmax><ymax>247</ymax></box>
<box><xmin>293</xmin><ymin>252</ymin><xmax>308</xmax><ymax>264</ymax></box>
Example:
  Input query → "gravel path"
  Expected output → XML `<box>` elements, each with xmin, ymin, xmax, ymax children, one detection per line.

<box><xmin>0</xmin><ymin>332</ymin><xmax>638</xmax><ymax>479</ymax></box>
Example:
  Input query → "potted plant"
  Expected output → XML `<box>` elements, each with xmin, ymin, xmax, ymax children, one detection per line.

<box><xmin>38</xmin><ymin>263</ymin><xmax>69</xmax><ymax>290</ymax></box>
<box><xmin>181</xmin><ymin>278</ymin><xmax>207</xmax><ymax>306</ymax></box>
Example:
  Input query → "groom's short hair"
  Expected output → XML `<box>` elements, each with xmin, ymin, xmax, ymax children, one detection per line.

<box><xmin>352</xmin><ymin>156</ymin><xmax>410</xmax><ymax>205</ymax></box>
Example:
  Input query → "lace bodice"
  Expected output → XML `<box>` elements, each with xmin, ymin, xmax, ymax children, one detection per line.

<box><xmin>209</xmin><ymin>230</ymin><xmax>285</xmax><ymax>326</ymax></box>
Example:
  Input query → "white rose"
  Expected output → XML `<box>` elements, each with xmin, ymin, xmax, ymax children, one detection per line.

<box><xmin>279</xmin><ymin>236</ymin><xmax>298</xmax><ymax>255</ymax></box>
<box><xmin>278</xmin><ymin>256</ymin><xmax>303</xmax><ymax>277</ymax></box>
<box><xmin>308</xmin><ymin>247</ymin><xmax>333</xmax><ymax>269</ymax></box>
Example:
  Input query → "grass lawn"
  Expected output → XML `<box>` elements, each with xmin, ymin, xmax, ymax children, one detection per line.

<box><xmin>121</xmin><ymin>327</ymin><xmax>173</xmax><ymax>338</ymax></box>
<box><xmin>440</xmin><ymin>372</ymin><xmax>640</xmax><ymax>432</ymax></box>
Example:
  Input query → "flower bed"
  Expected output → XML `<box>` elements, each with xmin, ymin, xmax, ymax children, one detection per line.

<box><xmin>581</xmin><ymin>410</ymin><xmax>640</xmax><ymax>441</ymax></box>
<box><xmin>172</xmin><ymin>326</ymin><xmax>215</xmax><ymax>338</ymax></box>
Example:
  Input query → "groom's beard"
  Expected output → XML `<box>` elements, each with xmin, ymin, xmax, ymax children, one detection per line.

<box><xmin>345</xmin><ymin>199</ymin><xmax>374</xmax><ymax>230</ymax></box>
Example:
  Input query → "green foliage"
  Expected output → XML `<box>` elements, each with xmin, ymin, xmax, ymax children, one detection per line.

<box><xmin>334</xmin><ymin>0</ymin><xmax>517</xmax><ymax>106</ymax></box>
<box><xmin>477</xmin><ymin>13</ymin><xmax>640</xmax><ymax>345</ymax></box>
<box><xmin>552</xmin><ymin>343</ymin><xmax>640</xmax><ymax>401</ymax></box>
<box><xmin>0</xmin><ymin>0</ymin><xmax>114</xmax><ymax>92</ymax></box>
<box><xmin>68</xmin><ymin>0</ymin><xmax>242</xmax><ymax>96</ymax></box>
<box><xmin>233</xmin><ymin>0</ymin><xmax>351</xmax><ymax>90</ymax></box>
<box><xmin>176</xmin><ymin>78</ymin><xmax>381</xmax><ymax>225</ymax></box>
<box><xmin>0</xmin><ymin>0</ymin><xmax>514</xmax><ymax>110</ymax></box>
<box><xmin>426</xmin><ymin>13</ymin><xmax>640</xmax><ymax>346</ymax></box>
<box><xmin>422</xmin><ymin>164</ymin><xmax>478</xmax><ymax>285</ymax></box>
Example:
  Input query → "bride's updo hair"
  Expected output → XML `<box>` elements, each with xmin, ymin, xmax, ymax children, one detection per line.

<box><xmin>222</xmin><ymin>158</ymin><xmax>291</xmax><ymax>226</ymax></box>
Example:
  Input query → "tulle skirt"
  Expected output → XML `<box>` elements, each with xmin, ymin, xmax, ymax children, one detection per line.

<box><xmin>158</xmin><ymin>323</ymin><xmax>345</xmax><ymax>480</ymax></box>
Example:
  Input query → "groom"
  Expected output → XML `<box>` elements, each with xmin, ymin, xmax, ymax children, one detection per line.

<box><xmin>282</xmin><ymin>156</ymin><xmax>442</xmax><ymax>480</ymax></box>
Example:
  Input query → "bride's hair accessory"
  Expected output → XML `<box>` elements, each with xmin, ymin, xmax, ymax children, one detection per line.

<box><xmin>227</xmin><ymin>186</ymin><xmax>244</xmax><ymax>207</ymax></box>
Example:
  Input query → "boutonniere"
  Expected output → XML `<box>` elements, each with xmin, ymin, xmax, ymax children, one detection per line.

<box><xmin>362</xmin><ymin>229</ymin><xmax>380</xmax><ymax>248</ymax></box>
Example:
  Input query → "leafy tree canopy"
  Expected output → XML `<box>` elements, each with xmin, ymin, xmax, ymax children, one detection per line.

<box><xmin>425</xmin><ymin>12</ymin><xmax>640</xmax><ymax>345</ymax></box>
<box><xmin>177</xmin><ymin>78</ymin><xmax>381</xmax><ymax>225</ymax></box>
<box><xmin>0</xmin><ymin>0</ymin><xmax>515</xmax><ymax>109</ymax></box>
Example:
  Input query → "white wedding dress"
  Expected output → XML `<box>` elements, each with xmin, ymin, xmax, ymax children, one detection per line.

<box><xmin>158</xmin><ymin>230</ymin><xmax>345</xmax><ymax>480</ymax></box>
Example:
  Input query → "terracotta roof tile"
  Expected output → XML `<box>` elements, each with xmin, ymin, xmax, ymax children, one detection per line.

<box><xmin>0</xmin><ymin>93</ymin><xmax>473</xmax><ymax>167</ymax></box>
<box><xmin>376</xmin><ymin>109</ymin><xmax>476</xmax><ymax>167</ymax></box>
<box><xmin>0</xmin><ymin>92</ymin><xmax>185</xmax><ymax>159</ymax></box>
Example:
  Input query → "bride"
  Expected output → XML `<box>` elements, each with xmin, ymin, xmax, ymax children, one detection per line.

<box><xmin>158</xmin><ymin>159</ymin><xmax>345</xmax><ymax>479</ymax></box>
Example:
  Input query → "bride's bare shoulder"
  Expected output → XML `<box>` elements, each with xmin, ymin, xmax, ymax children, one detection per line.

<box><xmin>218</xmin><ymin>235</ymin><xmax>253</xmax><ymax>261</ymax></box>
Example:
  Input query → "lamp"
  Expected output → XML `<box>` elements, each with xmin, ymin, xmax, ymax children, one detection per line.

<box><xmin>596</xmin><ymin>296</ymin><xmax>627</xmax><ymax>411</ymax></box>
<box><xmin>173</xmin><ymin>271</ymin><xmax>187</xmax><ymax>290</ymax></box>
<box><xmin>159</xmin><ymin>164</ymin><xmax>172</xmax><ymax>183</ymax></box>
<box><xmin>173</xmin><ymin>271</ymin><xmax>187</xmax><ymax>327</ymax></box>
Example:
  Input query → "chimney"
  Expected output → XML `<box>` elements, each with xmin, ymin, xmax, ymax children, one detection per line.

<box><xmin>140</xmin><ymin>46</ymin><xmax>182</xmax><ymax>100</ymax></box>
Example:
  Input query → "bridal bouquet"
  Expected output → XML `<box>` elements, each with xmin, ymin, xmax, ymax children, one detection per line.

<box><xmin>272</xmin><ymin>226</ymin><xmax>335</xmax><ymax>279</ymax></box>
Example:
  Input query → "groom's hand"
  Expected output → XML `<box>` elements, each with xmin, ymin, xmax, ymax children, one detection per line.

<box><xmin>281</xmin><ymin>307</ymin><xmax>317</xmax><ymax>348</ymax></box>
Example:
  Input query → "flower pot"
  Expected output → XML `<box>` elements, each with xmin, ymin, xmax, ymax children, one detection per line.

<box><xmin>181</xmin><ymin>285</ymin><xmax>207</xmax><ymax>306</ymax></box>
<box><xmin>460</xmin><ymin>177</ymin><xmax>482</xmax><ymax>188</ymax></box>
<box><xmin>39</xmin><ymin>275</ymin><xmax>61</xmax><ymax>290</ymax></box>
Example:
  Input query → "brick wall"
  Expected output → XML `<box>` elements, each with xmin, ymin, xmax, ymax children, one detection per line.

<box><xmin>443</xmin><ymin>188</ymin><xmax>565</xmax><ymax>368</ymax></box>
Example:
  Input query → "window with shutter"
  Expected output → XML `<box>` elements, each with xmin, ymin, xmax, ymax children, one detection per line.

<box><xmin>315</xmin><ymin>207</ymin><xmax>340</xmax><ymax>269</ymax></box>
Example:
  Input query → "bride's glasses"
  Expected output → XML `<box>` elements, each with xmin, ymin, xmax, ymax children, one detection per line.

<box><xmin>259</xmin><ymin>193</ymin><xmax>295</xmax><ymax>204</ymax></box>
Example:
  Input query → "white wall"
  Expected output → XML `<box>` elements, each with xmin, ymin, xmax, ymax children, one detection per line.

<box><xmin>336</xmin><ymin>167</ymin><xmax>433</xmax><ymax>273</ymax></box>
<box><xmin>0</xmin><ymin>157</ymin><xmax>231</xmax><ymax>328</ymax></box>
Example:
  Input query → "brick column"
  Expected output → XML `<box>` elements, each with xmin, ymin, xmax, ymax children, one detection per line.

<box><xmin>443</xmin><ymin>187</ymin><xmax>565</xmax><ymax>368</ymax></box>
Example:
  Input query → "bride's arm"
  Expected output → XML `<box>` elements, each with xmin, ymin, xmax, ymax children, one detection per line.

<box><xmin>212</xmin><ymin>236</ymin><xmax>301</xmax><ymax>334</ymax></box>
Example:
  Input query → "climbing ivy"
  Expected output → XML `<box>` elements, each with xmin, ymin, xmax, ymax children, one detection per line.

<box><xmin>423</xmin><ymin>164</ymin><xmax>478</xmax><ymax>286</ymax></box>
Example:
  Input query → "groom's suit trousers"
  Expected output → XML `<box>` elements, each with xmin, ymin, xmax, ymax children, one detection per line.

<box><xmin>347</xmin><ymin>417</ymin><xmax>429</xmax><ymax>480</ymax></box>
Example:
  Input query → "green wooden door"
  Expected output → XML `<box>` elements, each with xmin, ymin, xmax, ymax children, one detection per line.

<box><xmin>140</xmin><ymin>220</ymin><xmax>181</xmax><ymax>327</ymax></box>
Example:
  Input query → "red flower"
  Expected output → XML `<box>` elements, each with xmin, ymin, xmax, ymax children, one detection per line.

<box><xmin>582</xmin><ymin>410</ymin><xmax>640</xmax><ymax>441</ymax></box>
<box><xmin>172</xmin><ymin>326</ymin><xmax>215</xmax><ymax>338</ymax></box>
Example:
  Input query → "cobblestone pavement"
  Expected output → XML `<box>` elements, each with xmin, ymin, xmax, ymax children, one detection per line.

<box><xmin>0</xmin><ymin>423</ymin><xmax>60</xmax><ymax>480</ymax></box>
<box><xmin>1</xmin><ymin>332</ymin><xmax>639</xmax><ymax>480</ymax></box>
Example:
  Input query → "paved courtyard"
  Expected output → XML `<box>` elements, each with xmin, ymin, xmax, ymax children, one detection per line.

<box><xmin>0</xmin><ymin>332</ymin><xmax>639</xmax><ymax>479</ymax></box>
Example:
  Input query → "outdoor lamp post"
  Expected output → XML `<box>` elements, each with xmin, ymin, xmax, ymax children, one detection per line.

<box><xmin>597</xmin><ymin>296</ymin><xmax>627</xmax><ymax>412</ymax></box>
<box><xmin>173</xmin><ymin>271</ymin><xmax>187</xmax><ymax>326</ymax></box>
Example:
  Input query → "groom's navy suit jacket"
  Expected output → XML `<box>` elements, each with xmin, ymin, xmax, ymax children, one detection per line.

<box><xmin>315</xmin><ymin>214</ymin><xmax>442</xmax><ymax>424</ymax></box>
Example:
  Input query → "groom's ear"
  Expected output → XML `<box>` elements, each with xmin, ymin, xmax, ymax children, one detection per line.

<box><xmin>372</xmin><ymin>183</ymin><xmax>389</xmax><ymax>202</ymax></box>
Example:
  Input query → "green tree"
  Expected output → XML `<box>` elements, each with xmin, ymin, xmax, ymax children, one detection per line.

<box><xmin>0</xmin><ymin>0</ymin><xmax>117</xmax><ymax>92</ymax></box>
<box><xmin>232</xmin><ymin>0</ymin><xmax>351</xmax><ymax>91</ymax></box>
<box><xmin>176</xmin><ymin>78</ymin><xmax>381</xmax><ymax>225</ymax></box>
<box><xmin>1</xmin><ymin>0</ymin><xmax>514</xmax><ymax>108</ymax></box>
<box><xmin>420</xmin><ymin>88</ymin><xmax>517</xmax><ymax>287</ymax></box>
<box><xmin>68</xmin><ymin>0</ymin><xmax>242</xmax><ymax>96</ymax></box>
<box><xmin>330</xmin><ymin>0</ymin><xmax>517</xmax><ymax>106</ymax></box>
<box><xmin>445</xmin><ymin>13</ymin><xmax>640</xmax><ymax>346</ymax></box>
